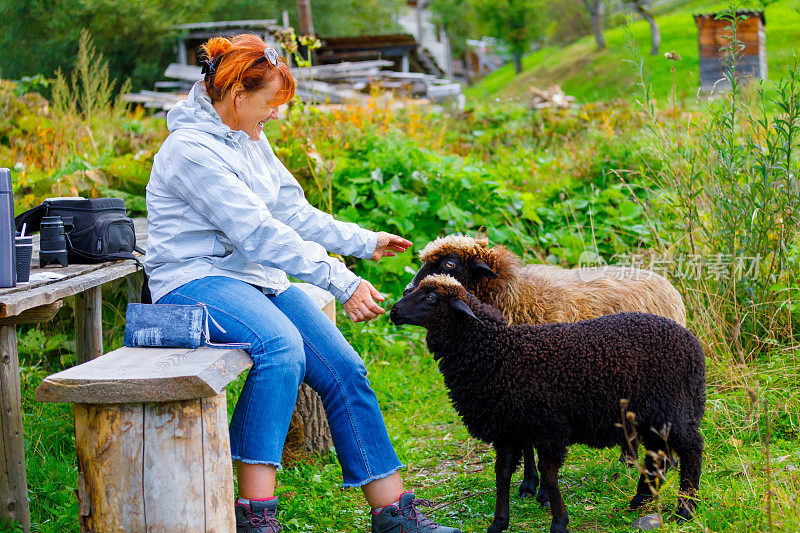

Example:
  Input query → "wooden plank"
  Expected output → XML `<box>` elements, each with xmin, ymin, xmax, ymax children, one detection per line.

<box><xmin>75</xmin><ymin>403</ymin><xmax>145</xmax><ymax>532</ymax></box>
<box><xmin>173</xmin><ymin>19</ymin><xmax>279</xmax><ymax>31</ymax></box>
<box><xmin>0</xmin><ymin>261</ymin><xmax>142</xmax><ymax>319</ymax></box>
<box><xmin>0</xmin><ymin>326</ymin><xmax>29</xmax><ymax>532</ymax></box>
<box><xmin>301</xmin><ymin>59</ymin><xmax>393</xmax><ymax>77</ymax></box>
<box><xmin>75</xmin><ymin>286</ymin><xmax>103</xmax><ymax>364</ymax></box>
<box><xmin>143</xmin><ymin>400</ymin><xmax>205</xmax><ymax>530</ymax></box>
<box><xmin>164</xmin><ymin>63</ymin><xmax>203</xmax><ymax>82</ymax></box>
<box><xmin>201</xmin><ymin>393</ymin><xmax>235</xmax><ymax>531</ymax></box>
<box><xmin>322</xmin><ymin>300</ymin><xmax>336</xmax><ymax>324</ymax></box>
<box><xmin>0</xmin><ymin>301</ymin><xmax>62</xmax><ymax>326</ymax></box>
<box><xmin>35</xmin><ymin>283</ymin><xmax>328</xmax><ymax>403</ymax></box>
<box><xmin>35</xmin><ymin>347</ymin><xmax>253</xmax><ymax>404</ymax></box>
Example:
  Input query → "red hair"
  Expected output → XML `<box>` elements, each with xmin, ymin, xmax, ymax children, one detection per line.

<box><xmin>200</xmin><ymin>34</ymin><xmax>295</xmax><ymax>106</ymax></box>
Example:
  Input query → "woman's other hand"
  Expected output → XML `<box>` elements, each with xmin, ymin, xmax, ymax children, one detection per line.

<box><xmin>371</xmin><ymin>232</ymin><xmax>412</xmax><ymax>261</ymax></box>
<box><xmin>343</xmin><ymin>280</ymin><xmax>386</xmax><ymax>322</ymax></box>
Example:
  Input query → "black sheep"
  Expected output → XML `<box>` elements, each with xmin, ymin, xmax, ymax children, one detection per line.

<box><xmin>390</xmin><ymin>274</ymin><xmax>705</xmax><ymax>533</ymax></box>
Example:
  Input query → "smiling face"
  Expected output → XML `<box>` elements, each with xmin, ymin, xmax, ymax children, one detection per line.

<box><xmin>233</xmin><ymin>77</ymin><xmax>283</xmax><ymax>140</ymax></box>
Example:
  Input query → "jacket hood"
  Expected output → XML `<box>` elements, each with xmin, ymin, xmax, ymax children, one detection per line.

<box><xmin>166</xmin><ymin>81</ymin><xmax>249</xmax><ymax>142</ymax></box>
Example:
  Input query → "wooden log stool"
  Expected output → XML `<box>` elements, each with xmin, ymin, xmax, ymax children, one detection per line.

<box><xmin>35</xmin><ymin>283</ymin><xmax>337</xmax><ymax>532</ymax></box>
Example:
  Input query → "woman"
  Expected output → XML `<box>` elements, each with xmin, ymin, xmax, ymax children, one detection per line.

<box><xmin>145</xmin><ymin>34</ymin><xmax>460</xmax><ymax>533</ymax></box>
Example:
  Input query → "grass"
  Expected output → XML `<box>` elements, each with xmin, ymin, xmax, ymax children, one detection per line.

<box><xmin>467</xmin><ymin>1</ymin><xmax>800</xmax><ymax>104</ymax></box>
<box><xmin>15</xmin><ymin>294</ymin><xmax>800</xmax><ymax>532</ymax></box>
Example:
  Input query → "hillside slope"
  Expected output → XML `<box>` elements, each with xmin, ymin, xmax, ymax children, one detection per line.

<box><xmin>467</xmin><ymin>2</ymin><xmax>800</xmax><ymax>104</ymax></box>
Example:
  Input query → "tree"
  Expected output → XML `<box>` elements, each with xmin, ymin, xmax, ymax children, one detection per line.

<box><xmin>0</xmin><ymin>0</ymin><xmax>403</xmax><ymax>91</ymax></box>
<box><xmin>0</xmin><ymin>0</ymin><xmax>201</xmax><ymax>91</ymax></box>
<box><xmin>473</xmin><ymin>0</ymin><xmax>544</xmax><ymax>74</ymax></box>
<box><xmin>630</xmin><ymin>0</ymin><xmax>660</xmax><ymax>55</ymax></box>
<box><xmin>582</xmin><ymin>0</ymin><xmax>606</xmax><ymax>50</ymax></box>
<box><xmin>429</xmin><ymin>0</ymin><xmax>479</xmax><ymax>60</ymax></box>
<box><xmin>541</xmin><ymin>0</ymin><xmax>592</xmax><ymax>46</ymax></box>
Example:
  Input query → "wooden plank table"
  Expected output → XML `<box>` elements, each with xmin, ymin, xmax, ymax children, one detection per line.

<box><xmin>0</xmin><ymin>217</ymin><xmax>147</xmax><ymax>532</ymax></box>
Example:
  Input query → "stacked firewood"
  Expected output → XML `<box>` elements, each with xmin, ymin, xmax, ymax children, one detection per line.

<box><xmin>529</xmin><ymin>85</ymin><xmax>576</xmax><ymax>109</ymax></box>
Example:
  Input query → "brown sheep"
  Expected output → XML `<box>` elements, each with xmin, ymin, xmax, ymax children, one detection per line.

<box><xmin>407</xmin><ymin>235</ymin><xmax>686</xmax><ymax>327</ymax></box>
<box><xmin>404</xmin><ymin>235</ymin><xmax>688</xmax><ymax>505</ymax></box>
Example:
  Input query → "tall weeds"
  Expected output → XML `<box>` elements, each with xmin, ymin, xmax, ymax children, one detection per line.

<box><xmin>625</xmin><ymin>3</ymin><xmax>799</xmax><ymax>528</ymax></box>
<box><xmin>626</xmin><ymin>7</ymin><xmax>800</xmax><ymax>357</ymax></box>
<box><xmin>14</xmin><ymin>28</ymin><xmax>130</xmax><ymax>175</ymax></box>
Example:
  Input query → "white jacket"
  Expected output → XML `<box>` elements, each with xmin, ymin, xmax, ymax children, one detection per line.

<box><xmin>145</xmin><ymin>82</ymin><xmax>377</xmax><ymax>304</ymax></box>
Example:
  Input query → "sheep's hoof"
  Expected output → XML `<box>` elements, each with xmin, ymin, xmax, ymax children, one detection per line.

<box><xmin>632</xmin><ymin>513</ymin><xmax>662</xmax><ymax>530</ymax></box>
<box><xmin>536</xmin><ymin>487</ymin><xmax>550</xmax><ymax>508</ymax></box>
<box><xmin>675</xmin><ymin>503</ymin><xmax>695</xmax><ymax>524</ymax></box>
<box><xmin>628</xmin><ymin>494</ymin><xmax>652</xmax><ymax>510</ymax></box>
<box><xmin>549</xmin><ymin>515</ymin><xmax>569</xmax><ymax>533</ymax></box>
<box><xmin>487</xmin><ymin>519</ymin><xmax>509</xmax><ymax>533</ymax></box>
<box><xmin>518</xmin><ymin>479</ymin><xmax>538</xmax><ymax>499</ymax></box>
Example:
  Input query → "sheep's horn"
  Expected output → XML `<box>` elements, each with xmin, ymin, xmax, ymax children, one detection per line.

<box><xmin>451</xmin><ymin>298</ymin><xmax>483</xmax><ymax>325</ymax></box>
<box><xmin>474</xmin><ymin>260</ymin><xmax>498</xmax><ymax>280</ymax></box>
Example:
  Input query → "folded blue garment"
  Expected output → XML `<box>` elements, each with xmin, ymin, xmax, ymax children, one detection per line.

<box><xmin>124</xmin><ymin>303</ymin><xmax>250</xmax><ymax>350</ymax></box>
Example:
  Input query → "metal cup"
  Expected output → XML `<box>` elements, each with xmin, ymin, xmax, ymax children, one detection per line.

<box><xmin>14</xmin><ymin>235</ymin><xmax>33</xmax><ymax>283</ymax></box>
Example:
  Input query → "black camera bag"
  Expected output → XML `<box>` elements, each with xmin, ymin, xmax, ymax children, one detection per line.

<box><xmin>14</xmin><ymin>198</ymin><xmax>144</xmax><ymax>265</ymax></box>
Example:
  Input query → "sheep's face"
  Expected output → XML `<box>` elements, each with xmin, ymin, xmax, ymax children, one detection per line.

<box><xmin>391</xmin><ymin>274</ymin><xmax>480</xmax><ymax>329</ymax></box>
<box><xmin>404</xmin><ymin>252</ymin><xmax>498</xmax><ymax>296</ymax></box>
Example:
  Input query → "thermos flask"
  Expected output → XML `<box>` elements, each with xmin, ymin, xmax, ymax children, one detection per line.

<box><xmin>0</xmin><ymin>168</ymin><xmax>16</xmax><ymax>288</ymax></box>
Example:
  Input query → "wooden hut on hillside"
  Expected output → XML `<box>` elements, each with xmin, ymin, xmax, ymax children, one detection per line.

<box><xmin>694</xmin><ymin>11</ymin><xmax>766</xmax><ymax>91</ymax></box>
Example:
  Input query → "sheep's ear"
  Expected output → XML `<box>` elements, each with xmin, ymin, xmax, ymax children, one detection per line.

<box><xmin>451</xmin><ymin>298</ymin><xmax>483</xmax><ymax>325</ymax></box>
<box><xmin>473</xmin><ymin>260</ymin><xmax>498</xmax><ymax>280</ymax></box>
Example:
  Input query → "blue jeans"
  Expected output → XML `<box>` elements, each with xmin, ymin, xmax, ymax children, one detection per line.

<box><xmin>158</xmin><ymin>276</ymin><xmax>403</xmax><ymax>487</ymax></box>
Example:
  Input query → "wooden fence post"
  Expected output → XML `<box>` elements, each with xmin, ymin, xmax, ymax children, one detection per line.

<box><xmin>75</xmin><ymin>287</ymin><xmax>103</xmax><ymax>364</ymax></box>
<box><xmin>0</xmin><ymin>326</ymin><xmax>29</xmax><ymax>533</ymax></box>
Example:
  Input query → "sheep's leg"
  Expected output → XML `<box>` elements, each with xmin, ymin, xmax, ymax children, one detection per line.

<box><xmin>518</xmin><ymin>445</ymin><xmax>540</xmax><ymax>499</ymax></box>
<box><xmin>629</xmin><ymin>446</ymin><xmax>659</xmax><ymax>510</ymax></box>
<box><xmin>675</xmin><ymin>429</ymin><xmax>703</xmax><ymax>523</ymax></box>
<box><xmin>488</xmin><ymin>442</ymin><xmax>521</xmax><ymax>533</ymax></box>
<box><xmin>538</xmin><ymin>451</ymin><xmax>569</xmax><ymax>533</ymax></box>
<box><xmin>535</xmin><ymin>460</ymin><xmax>550</xmax><ymax>508</ymax></box>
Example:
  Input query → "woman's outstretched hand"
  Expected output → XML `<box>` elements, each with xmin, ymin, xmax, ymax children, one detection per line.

<box><xmin>346</xmin><ymin>231</ymin><xmax>409</xmax><ymax>322</ymax></box>
<box><xmin>344</xmin><ymin>280</ymin><xmax>386</xmax><ymax>322</ymax></box>
<box><xmin>371</xmin><ymin>232</ymin><xmax>412</xmax><ymax>261</ymax></box>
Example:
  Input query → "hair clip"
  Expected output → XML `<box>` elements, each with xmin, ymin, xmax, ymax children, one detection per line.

<box><xmin>201</xmin><ymin>56</ymin><xmax>223</xmax><ymax>77</ymax></box>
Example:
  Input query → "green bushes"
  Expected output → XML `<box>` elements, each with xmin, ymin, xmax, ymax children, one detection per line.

<box><xmin>277</xmin><ymin>130</ymin><xmax>541</xmax><ymax>293</ymax></box>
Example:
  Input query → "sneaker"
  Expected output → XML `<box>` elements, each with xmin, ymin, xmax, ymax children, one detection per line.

<box><xmin>235</xmin><ymin>498</ymin><xmax>283</xmax><ymax>533</ymax></box>
<box><xmin>371</xmin><ymin>491</ymin><xmax>462</xmax><ymax>533</ymax></box>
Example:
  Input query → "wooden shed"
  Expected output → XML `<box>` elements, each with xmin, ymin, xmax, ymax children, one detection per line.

<box><xmin>694</xmin><ymin>11</ymin><xmax>766</xmax><ymax>91</ymax></box>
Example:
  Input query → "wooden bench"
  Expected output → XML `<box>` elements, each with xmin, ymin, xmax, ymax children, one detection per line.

<box><xmin>35</xmin><ymin>283</ymin><xmax>337</xmax><ymax>531</ymax></box>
